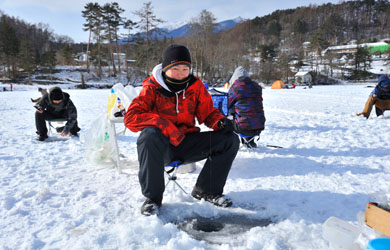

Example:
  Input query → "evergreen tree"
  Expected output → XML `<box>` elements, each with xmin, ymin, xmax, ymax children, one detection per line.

<box><xmin>61</xmin><ymin>44</ymin><xmax>74</xmax><ymax>65</ymax></box>
<box><xmin>41</xmin><ymin>50</ymin><xmax>57</xmax><ymax>76</ymax></box>
<box><xmin>278</xmin><ymin>53</ymin><xmax>291</xmax><ymax>83</ymax></box>
<box><xmin>82</xmin><ymin>3</ymin><xmax>98</xmax><ymax>73</ymax></box>
<box><xmin>18</xmin><ymin>35</ymin><xmax>36</xmax><ymax>83</ymax></box>
<box><xmin>322</xmin><ymin>13</ymin><xmax>344</xmax><ymax>44</ymax></box>
<box><xmin>102</xmin><ymin>2</ymin><xmax>125</xmax><ymax>76</ymax></box>
<box><xmin>0</xmin><ymin>16</ymin><xmax>20</xmax><ymax>80</ymax></box>
<box><xmin>268</xmin><ymin>21</ymin><xmax>282</xmax><ymax>37</ymax></box>
<box><xmin>310</xmin><ymin>29</ymin><xmax>329</xmax><ymax>73</ymax></box>
<box><xmin>82</xmin><ymin>2</ymin><xmax>103</xmax><ymax>77</ymax></box>
<box><xmin>352</xmin><ymin>46</ymin><xmax>372</xmax><ymax>79</ymax></box>
<box><xmin>259</xmin><ymin>44</ymin><xmax>276</xmax><ymax>62</ymax></box>
<box><xmin>294</xmin><ymin>19</ymin><xmax>307</xmax><ymax>34</ymax></box>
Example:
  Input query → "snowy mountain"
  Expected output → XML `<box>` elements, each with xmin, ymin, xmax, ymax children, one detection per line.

<box><xmin>118</xmin><ymin>17</ymin><xmax>243</xmax><ymax>44</ymax></box>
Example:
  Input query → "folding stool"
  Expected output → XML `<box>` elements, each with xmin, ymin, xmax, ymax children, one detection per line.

<box><xmin>236</xmin><ymin>132</ymin><xmax>260</xmax><ymax>149</ymax></box>
<box><xmin>164</xmin><ymin>160</ymin><xmax>188</xmax><ymax>194</ymax></box>
<box><xmin>46</xmin><ymin>118</ymin><xmax>67</xmax><ymax>135</ymax></box>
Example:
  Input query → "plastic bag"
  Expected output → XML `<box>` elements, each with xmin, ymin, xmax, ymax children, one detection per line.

<box><xmin>84</xmin><ymin>113</ymin><xmax>118</xmax><ymax>166</ymax></box>
<box><xmin>108</xmin><ymin>83</ymin><xmax>140</xmax><ymax>119</ymax></box>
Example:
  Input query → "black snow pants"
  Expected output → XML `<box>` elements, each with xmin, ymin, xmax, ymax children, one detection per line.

<box><xmin>137</xmin><ymin>127</ymin><xmax>240</xmax><ymax>205</ymax></box>
<box><xmin>35</xmin><ymin>110</ymin><xmax>79</xmax><ymax>136</ymax></box>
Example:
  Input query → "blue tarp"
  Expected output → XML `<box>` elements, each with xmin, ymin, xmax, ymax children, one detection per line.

<box><xmin>209</xmin><ymin>88</ymin><xmax>228</xmax><ymax>116</ymax></box>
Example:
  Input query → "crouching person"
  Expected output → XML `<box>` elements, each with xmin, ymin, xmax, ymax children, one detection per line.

<box><xmin>228</xmin><ymin>66</ymin><xmax>266</xmax><ymax>148</ymax></box>
<box><xmin>35</xmin><ymin>87</ymin><xmax>80</xmax><ymax>141</ymax></box>
<box><xmin>124</xmin><ymin>44</ymin><xmax>240</xmax><ymax>216</ymax></box>
<box><xmin>356</xmin><ymin>74</ymin><xmax>390</xmax><ymax>118</ymax></box>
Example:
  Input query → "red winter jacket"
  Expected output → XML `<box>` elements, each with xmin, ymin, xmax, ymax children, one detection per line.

<box><xmin>124</xmin><ymin>64</ymin><xmax>224</xmax><ymax>146</ymax></box>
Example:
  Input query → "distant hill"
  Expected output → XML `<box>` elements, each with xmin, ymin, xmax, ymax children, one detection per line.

<box><xmin>225</xmin><ymin>0</ymin><xmax>390</xmax><ymax>53</ymax></box>
<box><xmin>118</xmin><ymin>17</ymin><xmax>243</xmax><ymax>44</ymax></box>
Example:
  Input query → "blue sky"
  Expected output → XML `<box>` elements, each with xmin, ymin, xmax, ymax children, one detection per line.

<box><xmin>0</xmin><ymin>0</ymin><xmax>342</xmax><ymax>43</ymax></box>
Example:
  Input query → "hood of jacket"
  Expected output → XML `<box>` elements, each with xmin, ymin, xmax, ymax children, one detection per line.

<box><xmin>149</xmin><ymin>64</ymin><xmax>171</xmax><ymax>92</ymax></box>
<box><xmin>378</xmin><ymin>74</ymin><xmax>390</xmax><ymax>85</ymax></box>
<box><xmin>229</xmin><ymin>66</ymin><xmax>249</xmax><ymax>85</ymax></box>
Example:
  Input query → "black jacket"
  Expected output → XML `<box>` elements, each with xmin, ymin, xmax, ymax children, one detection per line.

<box><xmin>35</xmin><ymin>91</ymin><xmax>77</xmax><ymax>133</ymax></box>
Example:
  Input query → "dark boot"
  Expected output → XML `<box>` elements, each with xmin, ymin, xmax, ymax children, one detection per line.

<box><xmin>191</xmin><ymin>187</ymin><xmax>233</xmax><ymax>207</ymax></box>
<box><xmin>37</xmin><ymin>134</ymin><xmax>48</xmax><ymax>141</ymax></box>
<box><xmin>248</xmin><ymin>140</ymin><xmax>257</xmax><ymax>148</ymax></box>
<box><xmin>375</xmin><ymin>106</ymin><xmax>384</xmax><ymax>117</ymax></box>
<box><xmin>35</xmin><ymin>111</ymin><xmax>48</xmax><ymax>137</ymax></box>
<box><xmin>70</xmin><ymin>121</ymin><xmax>81</xmax><ymax>136</ymax></box>
<box><xmin>141</xmin><ymin>198</ymin><xmax>161</xmax><ymax>216</ymax></box>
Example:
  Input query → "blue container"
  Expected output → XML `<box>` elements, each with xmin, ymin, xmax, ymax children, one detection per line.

<box><xmin>367</xmin><ymin>238</ymin><xmax>390</xmax><ymax>250</ymax></box>
<box><xmin>209</xmin><ymin>88</ymin><xmax>228</xmax><ymax>116</ymax></box>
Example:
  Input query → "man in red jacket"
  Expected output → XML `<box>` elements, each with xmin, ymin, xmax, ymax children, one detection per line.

<box><xmin>125</xmin><ymin>44</ymin><xmax>239</xmax><ymax>216</ymax></box>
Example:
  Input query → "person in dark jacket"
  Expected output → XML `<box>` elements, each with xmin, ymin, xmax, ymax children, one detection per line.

<box><xmin>228</xmin><ymin>66</ymin><xmax>265</xmax><ymax>148</ymax></box>
<box><xmin>124</xmin><ymin>44</ymin><xmax>239</xmax><ymax>216</ymax></box>
<box><xmin>34</xmin><ymin>87</ymin><xmax>80</xmax><ymax>141</ymax></box>
<box><xmin>31</xmin><ymin>87</ymin><xmax>48</xmax><ymax>103</ymax></box>
<box><xmin>356</xmin><ymin>74</ymin><xmax>390</xmax><ymax>118</ymax></box>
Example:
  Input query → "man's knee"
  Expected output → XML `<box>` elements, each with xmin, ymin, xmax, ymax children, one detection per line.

<box><xmin>35</xmin><ymin>111</ymin><xmax>47</xmax><ymax>122</ymax></box>
<box><xmin>137</xmin><ymin>127</ymin><xmax>168</xmax><ymax>147</ymax></box>
<box><xmin>35</xmin><ymin>111</ymin><xmax>44</xmax><ymax>118</ymax></box>
<box><xmin>224</xmin><ymin>132</ymin><xmax>240</xmax><ymax>151</ymax></box>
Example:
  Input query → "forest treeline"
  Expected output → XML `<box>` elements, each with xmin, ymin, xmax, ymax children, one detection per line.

<box><xmin>0</xmin><ymin>10</ymin><xmax>76</xmax><ymax>82</ymax></box>
<box><xmin>1</xmin><ymin>0</ymin><xmax>390</xmax><ymax>84</ymax></box>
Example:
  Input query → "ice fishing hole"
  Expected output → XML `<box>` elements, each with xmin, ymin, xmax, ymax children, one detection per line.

<box><xmin>174</xmin><ymin>214</ymin><xmax>274</xmax><ymax>245</ymax></box>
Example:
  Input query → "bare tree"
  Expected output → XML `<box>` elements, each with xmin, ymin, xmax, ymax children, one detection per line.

<box><xmin>133</xmin><ymin>1</ymin><xmax>164</xmax><ymax>73</ymax></box>
<box><xmin>187</xmin><ymin>10</ymin><xmax>218</xmax><ymax>82</ymax></box>
<box><xmin>133</xmin><ymin>2</ymin><xmax>164</xmax><ymax>43</ymax></box>
<box><xmin>122</xmin><ymin>19</ymin><xmax>137</xmax><ymax>82</ymax></box>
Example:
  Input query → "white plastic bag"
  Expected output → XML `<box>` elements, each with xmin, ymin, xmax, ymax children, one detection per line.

<box><xmin>84</xmin><ymin>114</ymin><xmax>118</xmax><ymax>166</ymax></box>
<box><xmin>107</xmin><ymin>83</ymin><xmax>139</xmax><ymax>120</ymax></box>
<box><xmin>113</xmin><ymin>83</ymin><xmax>139</xmax><ymax>110</ymax></box>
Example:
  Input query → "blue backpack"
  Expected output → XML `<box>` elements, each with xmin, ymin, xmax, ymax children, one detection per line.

<box><xmin>376</xmin><ymin>84</ymin><xmax>390</xmax><ymax>100</ymax></box>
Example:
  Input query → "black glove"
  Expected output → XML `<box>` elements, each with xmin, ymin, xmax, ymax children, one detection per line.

<box><xmin>34</xmin><ymin>104</ymin><xmax>43</xmax><ymax>111</ymax></box>
<box><xmin>218</xmin><ymin>118</ymin><xmax>234</xmax><ymax>133</ymax></box>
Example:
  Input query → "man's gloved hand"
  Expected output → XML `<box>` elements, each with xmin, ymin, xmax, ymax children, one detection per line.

<box><xmin>34</xmin><ymin>104</ymin><xmax>44</xmax><ymax>113</ymax></box>
<box><xmin>218</xmin><ymin>118</ymin><xmax>234</xmax><ymax>133</ymax></box>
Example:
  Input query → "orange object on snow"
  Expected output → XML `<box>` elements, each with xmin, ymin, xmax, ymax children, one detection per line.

<box><xmin>271</xmin><ymin>80</ymin><xmax>286</xmax><ymax>89</ymax></box>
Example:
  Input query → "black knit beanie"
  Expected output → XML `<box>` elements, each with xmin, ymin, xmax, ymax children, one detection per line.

<box><xmin>50</xmin><ymin>87</ymin><xmax>64</xmax><ymax>101</ymax></box>
<box><xmin>162</xmin><ymin>44</ymin><xmax>191</xmax><ymax>72</ymax></box>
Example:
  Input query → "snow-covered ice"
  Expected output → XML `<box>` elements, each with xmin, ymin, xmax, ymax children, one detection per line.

<box><xmin>1</xmin><ymin>84</ymin><xmax>389</xmax><ymax>249</ymax></box>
